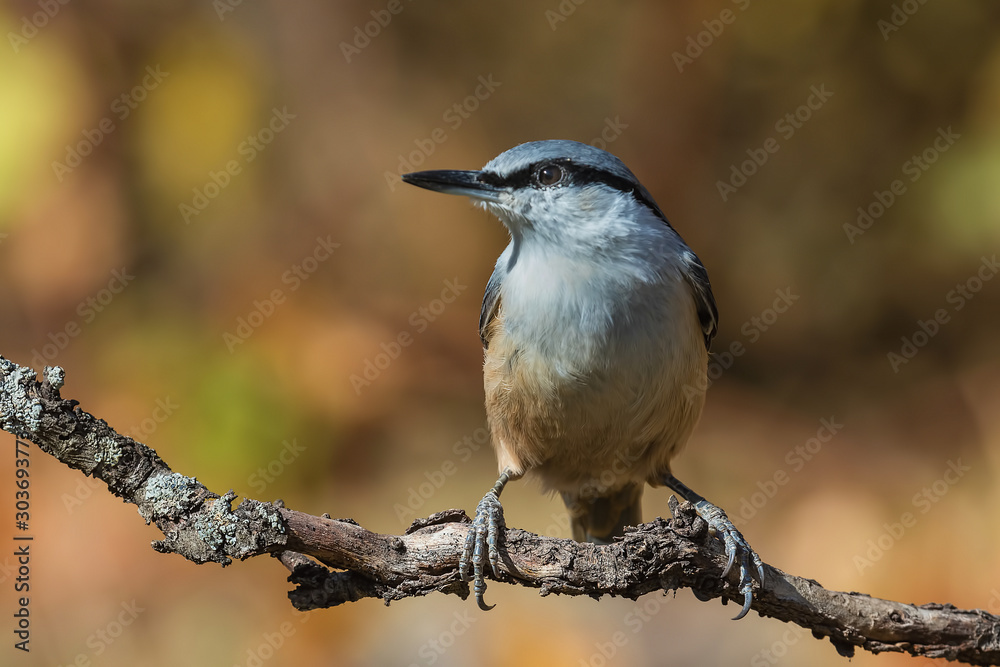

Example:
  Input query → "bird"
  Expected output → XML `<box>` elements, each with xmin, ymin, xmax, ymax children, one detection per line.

<box><xmin>401</xmin><ymin>140</ymin><xmax>763</xmax><ymax>619</ymax></box>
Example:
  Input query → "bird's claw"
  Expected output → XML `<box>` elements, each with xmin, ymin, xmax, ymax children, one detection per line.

<box><xmin>460</xmin><ymin>489</ymin><xmax>505</xmax><ymax>611</ymax></box>
<box><xmin>693</xmin><ymin>499</ymin><xmax>765</xmax><ymax>620</ymax></box>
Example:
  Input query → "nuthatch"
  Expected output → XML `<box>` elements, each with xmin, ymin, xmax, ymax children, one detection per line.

<box><xmin>402</xmin><ymin>140</ymin><xmax>763</xmax><ymax>618</ymax></box>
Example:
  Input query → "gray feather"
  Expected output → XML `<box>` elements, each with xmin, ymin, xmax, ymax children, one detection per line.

<box><xmin>479</xmin><ymin>267</ymin><xmax>504</xmax><ymax>348</ymax></box>
<box><xmin>681</xmin><ymin>250</ymin><xmax>718</xmax><ymax>350</ymax></box>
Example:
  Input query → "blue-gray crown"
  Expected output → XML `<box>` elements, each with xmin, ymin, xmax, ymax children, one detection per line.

<box><xmin>480</xmin><ymin>140</ymin><xmax>667</xmax><ymax>221</ymax></box>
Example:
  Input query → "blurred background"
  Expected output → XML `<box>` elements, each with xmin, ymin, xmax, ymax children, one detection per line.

<box><xmin>1</xmin><ymin>1</ymin><xmax>999</xmax><ymax>665</ymax></box>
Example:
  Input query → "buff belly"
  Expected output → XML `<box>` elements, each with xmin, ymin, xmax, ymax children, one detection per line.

<box><xmin>482</xmin><ymin>309</ymin><xmax>707</xmax><ymax>495</ymax></box>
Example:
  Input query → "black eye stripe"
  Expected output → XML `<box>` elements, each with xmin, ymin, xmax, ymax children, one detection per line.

<box><xmin>481</xmin><ymin>160</ymin><xmax>630</xmax><ymax>191</ymax></box>
<box><xmin>478</xmin><ymin>160</ymin><xmax>669</xmax><ymax>225</ymax></box>
<box><xmin>476</xmin><ymin>159</ymin><xmax>672</xmax><ymax>229</ymax></box>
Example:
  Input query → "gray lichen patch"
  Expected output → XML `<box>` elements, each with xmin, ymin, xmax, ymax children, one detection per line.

<box><xmin>140</xmin><ymin>471</ymin><xmax>204</xmax><ymax>522</ymax></box>
<box><xmin>194</xmin><ymin>498</ymin><xmax>239</xmax><ymax>554</ymax></box>
<box><xmin>192</xmin><ymin>494</ymin><xmax>287</xmax><ymax>562</ymax></box>
<box><xmin>93</xmin><ymin>438</ymin><xmax>124</xmax><ymax>466</ymax></box>
<box><xmin>238</xmin><ymin>498</ymin><xmax>287</xmax><ymax>541</ymax></box>
<box><xmin>0</xmin><ymin>360</ymin><xmax>42</xmax><ymax>437</ymax></box>
<box><xmin>43</xmin><ymin>365</ymin><xmax>65</xmax><ymax>390</ymax></box>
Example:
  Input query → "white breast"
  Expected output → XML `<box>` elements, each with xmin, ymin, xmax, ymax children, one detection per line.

<box><xmin>486</xmin><ymin>231</ymin><xmax>708</xmax><ymax>492</ymax></box>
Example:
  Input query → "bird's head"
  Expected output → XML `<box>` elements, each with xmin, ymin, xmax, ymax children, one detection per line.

<box><xmin>402</xmin><ymin>140</ymin><xmax>671</xmax><ymax>253</ymax></box>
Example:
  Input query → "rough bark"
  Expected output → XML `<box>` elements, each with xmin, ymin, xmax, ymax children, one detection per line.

<box><xmin>1</xmin><ymin>355</ymin><xmax>998</xmax><ymax>665</ymax></box>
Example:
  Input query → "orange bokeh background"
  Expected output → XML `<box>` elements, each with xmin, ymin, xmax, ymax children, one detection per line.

<box><xmin>2</xmin><ymin>2</ymin><xmax>1000</xmax><ymax>666</ymax></box>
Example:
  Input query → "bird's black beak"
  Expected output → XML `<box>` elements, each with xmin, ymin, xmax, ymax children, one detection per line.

<box><xmin>401</xmin><ymin>169</ymin><xmax>503</xmax><ymax>203</ymax></box>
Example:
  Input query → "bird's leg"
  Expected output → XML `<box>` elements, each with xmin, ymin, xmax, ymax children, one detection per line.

<box><xmin>662</xmin><ymin>473</ymin><xmax>765</xmax><ymax>620</ymax></box>
<box><xmin>460</xmin><ymin>468</ymin><xmax>512</xmax><ymax>611</ymax></box>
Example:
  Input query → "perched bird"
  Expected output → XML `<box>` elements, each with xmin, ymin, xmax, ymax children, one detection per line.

<box><xmin>402</xmin><ymin>140</ymin><xmax>763</xmax><ymax>618</ymax></box>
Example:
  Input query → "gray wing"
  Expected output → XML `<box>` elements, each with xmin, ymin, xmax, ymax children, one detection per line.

<box><xmin>479</xmin><ymin>266</ymin><xmax>504</xmax><ymax>348</ymax></box>
<box><xmin>631</xmin><ymin>190</ymin><xmax>718</xmax><ymax>351</ymax></box>
<box><xmin>681</xmin><ymin>250</ymin><xmax>719</xmax><ymax>350</ymax></box>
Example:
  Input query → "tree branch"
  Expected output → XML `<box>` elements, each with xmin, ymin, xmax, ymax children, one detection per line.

<box><xmin>2</xmin><ymin>355</ymin><xmax>998</xmax><ymax>665</ymax></box>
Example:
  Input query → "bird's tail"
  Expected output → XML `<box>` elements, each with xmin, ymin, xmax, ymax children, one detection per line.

<box><xmin>561</xmin><ymin>483</ymin><xmax>644</xmax><ymax>544</ymax></box>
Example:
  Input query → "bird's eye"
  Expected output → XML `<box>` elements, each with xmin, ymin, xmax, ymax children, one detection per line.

<box><xmin>536</xmin><ymin>164</ymin><xmax>564</xmax><ymax>187</ymax></box>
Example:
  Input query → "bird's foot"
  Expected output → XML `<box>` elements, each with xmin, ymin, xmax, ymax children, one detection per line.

<box><xmin>692</xmin><ymin>499</ymin><xmax>765</xmax><ymax>620</ymax></box>
<box><xmin>460</xmin><ymin>489</ymin><xmax>506</xmax><ymax>611</ymax></box>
